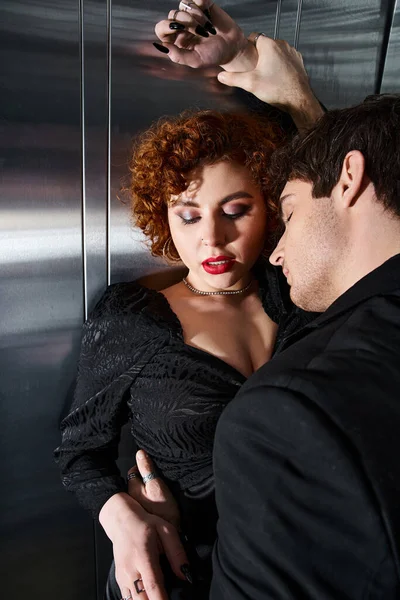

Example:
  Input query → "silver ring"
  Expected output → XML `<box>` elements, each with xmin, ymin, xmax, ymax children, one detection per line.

<box><xmin>121</xmin><ymin>595</ymin><xmax>132</xmax><ymax>600</ymax></box>
<box><xmin>253</xmin><ymin>32</ymin><xmax>266</xmax><ymax>46</ymax></box>
<box><xmin>134</xmin><ymin>579</ymin><xmax>145</xmax><ymax>594</ymax></box>
<box><xmin>172</xmin><ymin>9</ymin><xmax>180</xmax><ymax>20</ymax></box>
<box><xmin>142</xmin><ymin>471</ymin><xmax>158</xmax><ymax>485</ymax></box>
<box><xmin>179</xmin><ymin>1</ymin><xmax>195</xmax><ymax>11</ymax></box>
<box><xmin>127</xmin><ymin>472</ymin><xmax>140</xmax><ymax>481</ymax></box>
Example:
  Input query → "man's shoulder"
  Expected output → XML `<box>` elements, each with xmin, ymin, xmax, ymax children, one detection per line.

<box><xmin>251</xmin><ymin>291</ymin><xmax>400</xmax><ymax>390</ymax></box>
<box><xmin>224</xmin><ymin>291</ymin><xmax>400</xmax><ymax>452</ymax></box>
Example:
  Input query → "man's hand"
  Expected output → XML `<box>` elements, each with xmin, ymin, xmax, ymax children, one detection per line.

<box><xmin>218</xmin><ymin>34</ymin><xmax>325</xmax><ymax>131</ymax></box>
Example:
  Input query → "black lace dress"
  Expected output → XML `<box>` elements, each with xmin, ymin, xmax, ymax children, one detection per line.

<box><xmin>55</xmin><ymin>259</ymin><xmax>311</xmax><ymax>599</ymax></box>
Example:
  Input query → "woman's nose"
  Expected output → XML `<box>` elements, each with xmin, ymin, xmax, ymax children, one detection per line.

<box><xmin>200</xmin><ymin>219</ymin><xmax>226</xmax><ymax>247</ymax></box>
<box><xmin>269</xmin><ymin>235</ymin><xmax>285</xmax><ymax>266</ymax></box>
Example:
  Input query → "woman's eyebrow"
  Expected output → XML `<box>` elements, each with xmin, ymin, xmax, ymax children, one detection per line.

<box><xmin>175</xmin><ymin>191</ymin><xmax>253</xmax><ymax>208</ymax></box>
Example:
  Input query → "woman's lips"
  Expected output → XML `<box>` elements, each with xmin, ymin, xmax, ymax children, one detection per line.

<box><xmin>202</xmin><ymin>256</ymin><xmax>235</xmax><ymax>275</ymax></box>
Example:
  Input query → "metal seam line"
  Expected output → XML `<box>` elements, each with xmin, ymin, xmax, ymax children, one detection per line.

<box><xmin>79</xmin><ymin>0</ymin><xmax>88</xmax><ymax>322</ymax></box>
<box><xmin>274</xmin><ymin>0</ymin><xmax>282</xmax><ymax>40</ymax></box>
<box><xmin>106</xmin><ymin>0</ymin><xmax>112</xmax><ymax>286</ymax></box>
<box><xmin>293</xmin><ymin>0</ymin><xmax>303</xmax><ymax>49</ymax></box>
<box><xmin>376</xmin><ymin>0</ymin><xmax>398</xmax><ymax>93</ymax></box>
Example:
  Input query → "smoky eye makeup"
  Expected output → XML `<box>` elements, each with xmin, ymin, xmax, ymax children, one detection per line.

<box><xmin>223</xmin><ymin>204</ymin><xmax>251</xmax><ymax>217</ymax></box>
<box><xmin>177</xmin><ymin>210</ymin><xmax>200</xmax><ymax>224</ymax></box>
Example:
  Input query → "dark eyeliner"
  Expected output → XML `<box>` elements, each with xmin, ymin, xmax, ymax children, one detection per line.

<box><xmin>180</xmin><ymin>216</ymin><xmax>200</xmax><ymax>225</ymax></box>
<box><xmin>223</xmin><ymin>206</ymin><xmax>250</xmax><ymax>220</ymax></box>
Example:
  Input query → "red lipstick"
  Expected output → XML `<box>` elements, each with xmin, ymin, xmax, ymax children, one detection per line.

<box><xmin>202</xmin><ymin>255</ymin><xmax>235</xmax><ymax>275</ymax></box>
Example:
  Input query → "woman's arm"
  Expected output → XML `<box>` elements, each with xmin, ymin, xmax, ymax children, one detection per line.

<box><xmin>54</xmin><ymin>284</ymin><xmax>189</xmax><ymax>599</ymax></box>
<box><xmin>154</xmin><ymin>1</ymin><xmax>324</xmax><ymax>132</ymax></box>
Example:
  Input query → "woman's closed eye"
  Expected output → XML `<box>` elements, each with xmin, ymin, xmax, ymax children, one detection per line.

<box><xmin>178</xmin><ymin>205</ymin><xmax>250</xmax><ymax>225</ymax></box>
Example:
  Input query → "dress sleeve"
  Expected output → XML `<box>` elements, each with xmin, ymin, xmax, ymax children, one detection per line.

<box><xmin>54</xmin><ymin>283</ymin><xmax>165</xmax><ymax>518</ymax></box>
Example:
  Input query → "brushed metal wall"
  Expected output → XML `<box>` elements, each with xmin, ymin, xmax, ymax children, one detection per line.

<box><xmin>1</xmin><ymin>1</ymin><xmax>399</xmax><ymax>599</ymax></box>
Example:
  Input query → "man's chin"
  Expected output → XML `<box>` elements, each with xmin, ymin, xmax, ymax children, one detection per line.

<box><xmin>289</xmin><ymin>287</ymin><xmax>312</xmax><ymax>312</ymax></box>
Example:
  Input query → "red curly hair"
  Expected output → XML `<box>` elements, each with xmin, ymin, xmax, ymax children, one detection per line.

<box><xmin>129</xmin><ymin>109</ymin><xmax>284</xmax><ymax>261</ymax></box>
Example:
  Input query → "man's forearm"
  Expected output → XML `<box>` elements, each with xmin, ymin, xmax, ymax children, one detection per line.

<box><xmin>286</xmin><ymin>90</ymin><xmax>325</xmax><ymax>132</ymax></box>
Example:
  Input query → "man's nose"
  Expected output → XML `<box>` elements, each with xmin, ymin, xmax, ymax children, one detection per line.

<box><xmin>269</xmin><ymin>235</ymin><xmax>285</xmax><ymax>266</ymax></box>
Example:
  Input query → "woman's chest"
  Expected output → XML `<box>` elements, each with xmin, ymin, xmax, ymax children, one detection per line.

<box><xmin>176</xmin><ymin>298</ymin><xmax>278</xmax><ymax>378</ymax></box>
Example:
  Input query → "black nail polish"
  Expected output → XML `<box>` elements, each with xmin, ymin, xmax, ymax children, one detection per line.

<box><xmin>181</xmin><ymin>564</ymin><xmax>193</xmax><ymax>584</ymax></box>
<box><xmin>179</xmin><ymin>530</ymin><xmax>190</xmax><ymax>545</ymax></box>
<box><xmin>204</xmin><ymin>21</ymin><xmax>217</xmax><ymax>35</ymax></box>
<box><xmin>204</xmin><ymin>8</ymin><xmax>212</xmax><ymax>22</ymax></box>
<box><xmin>169</xmin><ymin>22</ymin><xmax>185</xmax><ymax>30</ymax></box>
<box><xmin>195</xmin><ymin>25</ymin><xmax>209</xmax><ymax>38</ymax></box>
<box><xmin>153</xmin><ymin>42</ymin><xmax>169</xmax><ymax>54</ymax></box>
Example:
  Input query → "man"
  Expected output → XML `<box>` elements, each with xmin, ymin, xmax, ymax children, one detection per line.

<box><xmin>211</xmin><ymin>93</ymin><xmax>400</xmax><ymax>598</ymax></box>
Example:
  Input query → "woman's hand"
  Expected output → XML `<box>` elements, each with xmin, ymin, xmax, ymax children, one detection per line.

<box><xmin>127</xmin><ymin>450</ymin><xmax>181</xmax><ymax>529</ymax></box>
<box><xmin>99</xmin><ymin>491</ymin><xmax>190</xmax><ymax>600</ymax></box>
<box><xmin>154</xmin><ymin>0</ymin><xmax>257</xmax><ymax>72</ymax></box>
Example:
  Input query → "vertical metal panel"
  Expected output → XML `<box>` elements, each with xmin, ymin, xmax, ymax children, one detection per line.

<box><xmin>381</xmin><ymin>0</ymin><xmax>400</xmax><ymax>92</ymax></box>
<box><xmin>109</xmin><ymin>0</ymin><xmax>279</xmax><ymax>286</ymax></box>
<box><xmin>82</xmin><ymin>0</ymin><xmax>110</xmax><ymax>310</ymax></box>
<box><xmin>0</xmin><ymin>1</ymin><xmax>95</xmax><ymax>598</ymax></box>
<box><xmin>276</xmin><ymin>0</ymin><xmax>301</xmax><ymax>45</ymax></box>
<box><xmin>274</xmin><ymin>0</ymin><xmax>282</xmax><ymax>38</ymax></box>
<box><xmin>297</xmin><ymin>0</ymin><xmax>393</xmax><ymax>108</ymax></box>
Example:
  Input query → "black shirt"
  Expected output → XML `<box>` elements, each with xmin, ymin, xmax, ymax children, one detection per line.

<box><xmin>212</xmin><ymin>255</ymin><xmax>400</xmax><ymax>599</ymax></box>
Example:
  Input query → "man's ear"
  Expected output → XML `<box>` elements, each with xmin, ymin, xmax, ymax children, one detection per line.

<box><xmin>336</xmin><ymin>150</ymin><xmax>366</xmax><ymax>208</ymax></box>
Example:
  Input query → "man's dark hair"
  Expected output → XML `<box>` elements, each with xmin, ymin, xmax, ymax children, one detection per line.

<box><xmin>267</xmin><ymin>94</ymin><xmax>400</xmax><ymax>216</ymax></box>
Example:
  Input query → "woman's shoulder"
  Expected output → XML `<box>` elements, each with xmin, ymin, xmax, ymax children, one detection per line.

<box><xmin>88</xmin><ymin>280</ymin><xmax>181</xmax><ymax>338</ymax></box>
<box><xmin>89</xmin><ymin>280</ymin><xmax>154</xmax><ymax>320</ymax></box>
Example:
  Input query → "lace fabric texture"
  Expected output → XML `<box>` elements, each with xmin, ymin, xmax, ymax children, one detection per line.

<box><xmin>54</xmin><ymin>259</ymin><xmax>309</xmax><ymax>524</ymax></box>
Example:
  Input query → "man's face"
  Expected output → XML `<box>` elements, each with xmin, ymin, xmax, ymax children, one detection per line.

<box><xmin>269</xmin><ymin>179</ymin><xmax>347</xmax><ymax>312</ymax></box>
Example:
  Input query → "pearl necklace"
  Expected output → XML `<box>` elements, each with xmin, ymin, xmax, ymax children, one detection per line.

<box><xmin>182</xmin><ymin>277</ymin><xmax>252</xmax><ymax>296</ymax></box>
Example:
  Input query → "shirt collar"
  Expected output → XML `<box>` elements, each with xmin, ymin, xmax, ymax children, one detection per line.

<box><xmin>308</xmin><ymin>253</ymin><xmax>400</xmax><ymax>329</ymax></box>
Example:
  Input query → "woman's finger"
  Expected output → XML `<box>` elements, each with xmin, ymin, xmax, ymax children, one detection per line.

<box><xmin>155</xmin><ymin>13</ymin><xmax>214</xmax><ymax>43</ymax></box>
<box><xmin>138</xmin><ymin>552</ymin><xmax>169</xmax><ymax>600</ymax></box>
<box><xmin>127</xmin><ymin>464</ymin><xmax>144</xmax><ymax>501</ymax></box>
<box><xmin>156</xmin><ymin>520</ymin><xmax>192</xmax><ymax>583</ymax></box>
<box><xmin>152</xmin><ymin>42</ymin><xmax>204</xmax><ymax>68</ymax></box>
<box><xmin>177</xmin><ymin>1</ymin><xmax>212</xmax><ymax>26</ymax></box>
<box><xmin>119</xmin><ymin>585</ymin><xmax>134</xmax><ymax>600</ymax></box>
<box><xmin>136</xmin><ymin>450</ymin><xmax>170</xmax><ymax>503</ymax></box>
<box><xmin>171</xmin><ymin>6</ymin><xmax>216</xmax><ymax>35</ymax></box>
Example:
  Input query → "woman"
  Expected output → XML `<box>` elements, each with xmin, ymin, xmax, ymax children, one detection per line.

<box><xmin>55</xmin><ymin>3</ymin><xmax>324</xmax><ymax>600</ymax></box>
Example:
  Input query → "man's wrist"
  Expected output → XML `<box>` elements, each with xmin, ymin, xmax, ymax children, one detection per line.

<box><xmin>287</xmin><ymin>91</ymin><xmax>325</xmax><ymax>132</ymax></box>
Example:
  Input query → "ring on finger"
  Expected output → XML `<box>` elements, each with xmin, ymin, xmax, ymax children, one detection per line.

<box><xmin>121</xmin><ymin>595</ymin><xmax>132</xmax><ymax>600</ymax></box>
<box><xmin>127</xmin><ymin>472</ymin><xmax>141</xmax><ymax>481</ymax></box>
<box><xmin>252</xmin><ymin>32</ymin><xmax>267</xmax><ymax>46</ymax></box>
<box><xmin>142</xmin><ymin>471</ymin><xmax>158</xmax><ymax>485</ymax></box>
<box><xmin>134</xmin><ymin>579</ymin><xmax>145</xmax><ymax>594</ymax></box>
<box><xmin>172</xmin><ymin>9</ymin><xmax>180</xmax><ymax>20</ymax></box>
<box><xmin>179</xmin><ymin>1</ymin><xmax>196</xmax><ymax>12</ymax></box>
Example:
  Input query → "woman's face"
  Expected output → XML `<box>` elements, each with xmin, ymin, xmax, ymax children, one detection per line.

<box><xmin>168</xmin><ymin>160</ymin><xmax>268</xmax><ymax>291</ymax></box>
